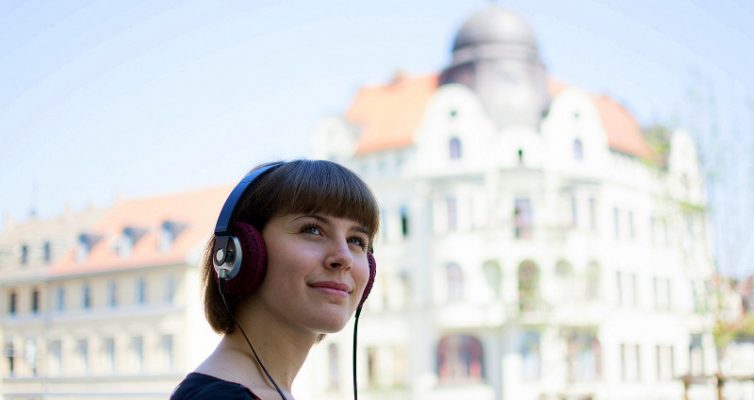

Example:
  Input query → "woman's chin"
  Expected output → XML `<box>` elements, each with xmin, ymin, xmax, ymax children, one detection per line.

<box><xmin>306</xmin><ymin>311</ymin><xmax>353</xmax><ymax>334</ymax></box>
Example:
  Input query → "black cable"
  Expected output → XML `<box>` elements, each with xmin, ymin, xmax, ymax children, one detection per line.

<box><xmin>217</xmin><ymin>277</ymin><xmax>288</xmax><ymax>400</ymax></box>
<box><xmin>352</xmin><ymin>306</ymin><xmax>362</xmax><ymax>400</ymax></box>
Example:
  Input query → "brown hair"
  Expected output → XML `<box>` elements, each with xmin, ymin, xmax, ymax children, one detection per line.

<box><xmin>202</xmin><ymin>159</ymin><xmax>380</xmax><ymax>334</ymax></box>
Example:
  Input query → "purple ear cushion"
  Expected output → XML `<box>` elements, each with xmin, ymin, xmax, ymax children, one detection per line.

<box><xmin>222</xmin><ymin>221</ymin><xmax>268</xmax><ymax>296</ymax></box>
<box><xmin>358</xmin><ymin>253</ymin><xmax>377</xmax><ymax>310</ymax></box>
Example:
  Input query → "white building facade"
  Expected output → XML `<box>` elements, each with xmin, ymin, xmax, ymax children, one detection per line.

<box><xmin>0</xmin><ymin>189</ymin><xmax>227</xmax><ymax>400</ymax></box>
<box><xmin>310</xmin><ymin>6</ymin><xmax>718</xmax><ymax>400</ymax></box>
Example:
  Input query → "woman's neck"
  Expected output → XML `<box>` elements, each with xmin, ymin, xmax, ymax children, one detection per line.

<box><xmin>225</xmin><ymin>300</ymin><xmax>318</xmax><ymax>392</ymax></box>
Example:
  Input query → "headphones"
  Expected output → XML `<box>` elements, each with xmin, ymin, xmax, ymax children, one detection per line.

<box><xmin>211</xmin><ymin>161</ymin><xmax>377</xmax><ymax>311</ymax></box>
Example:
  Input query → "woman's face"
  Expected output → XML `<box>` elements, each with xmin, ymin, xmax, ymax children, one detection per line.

<box><xmin>255</xmin><ymin>212</ymin><xmax>371</xmax><ymax>335</ymax></box>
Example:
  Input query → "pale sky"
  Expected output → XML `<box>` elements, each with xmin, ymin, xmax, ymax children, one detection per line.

<box><xmin>1</xmin><ymin>0</ymin><xmax>752</xmax><ymax>275</ymax></box>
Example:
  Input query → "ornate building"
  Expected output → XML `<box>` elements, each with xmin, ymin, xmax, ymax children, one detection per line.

<box><xmin>311</xmin><ymin>5</ymin><xmax>717</xmax><ymax>400</ymax></box>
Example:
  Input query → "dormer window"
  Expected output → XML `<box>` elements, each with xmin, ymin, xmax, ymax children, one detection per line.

<box><xmin>117</xmin><ymin>227</ymin><xmax>145</xmax><ymax>257</ymax></box>
<box><xmin>43</xmin><ymin>241</ymin><xmax>52</xmax><ymax>264</ymax></box>
<box><xmin>449</xmin><ymin>137</ymin><xmax>462</xmax><ymax>160</ymax></box>
<box><xmin>159</xmin><ymin>220</ymin><xmax>185</xmax><ymax>252</ymax></box>
<box><xmin>573</xmin><ymin>138</ymin><xmax>584</xmax><ymax>160</ymax></box>
<box><xmin>76</xmin><ymin>233</ymin><xmax>101</xmax><ymax>263</ymax></box>
<box><xmin>20</xmin><ymin>244</ymin><xmax>29</xmax><ymax>265</ymax></box>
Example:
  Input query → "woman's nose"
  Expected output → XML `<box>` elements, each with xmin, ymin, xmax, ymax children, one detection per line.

<box><xmin>325</xmin><ymin>239</ymin><xmax>353</xmax><ymax>270</ymax></box>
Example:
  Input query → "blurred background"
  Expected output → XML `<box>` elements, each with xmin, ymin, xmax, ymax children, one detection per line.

<box><xmin>1</xmin><ymin>1</ymin><xmax>752</xmax><ymax>399</ymax></box>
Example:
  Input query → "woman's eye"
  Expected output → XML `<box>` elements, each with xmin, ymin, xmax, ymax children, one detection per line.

<box><xmin>348</xmin><ymin>236</ymin><xmax>368</xmax><ymax>251</ymax></box>
<box><xmin>302</xmin><ymin>224</ymin><xmax>321</xmax><ymax>235</ymax></box>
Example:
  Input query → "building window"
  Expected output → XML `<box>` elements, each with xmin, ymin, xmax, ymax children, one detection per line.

<box><xmin>556</xmin><ymin>260</ymin><xmax>575</xmax><ymax>301</ymax></box>
<box><xmin>446</xmin><ymin>196</ymin><xmax>458</xmax><ymax>232</ymax></box>
<box><xmin>655</xmin><ymin>345</ymin><xmax>675</xmax><ymax>381</ymax></box>
<box><xmin>520</xmin><ymin>332</ymin><xmax>541</xmax><ymax>380</ymax></box>
<box><xmin>400</xmin><ymin>205</ymin><xmax>410</xmax><ymax>238</ymax></box>
<box><xmin>437</xmin><ymin>335</ymin><xmax>484</xmax><ymax>384</ymax></box>
<box><xmin>588</xmin><ymin>197</ymin><xmax>597</xmax><ymax>230</ymax></box>
<box><xmin>514</xmin><ymin>198</ymin><xmax>533</xmax><ymax>239</ymax></box>
<box><xmin>164</xmin><ymin>276</ymin><xmax>176</xmax><ymax>305</ymax></box>
<box><xmin>76</xmin><ymin>234</ymin><xmax>91</xmax><ymax>262</ymax></box>
<box><xmin>573</xmin><ymin>138</ymin><xmax>584</xmax><ymax>160</ymax></box>
<box><xmin>328</xmin><ymin>343</ymin><xmax>339</xmax><ymax>390</ymax></box>
<box><xmin>161</xmin><ymin>335</ymin><xmax>174</xmax><ymax>371</ymax></box>
<box><xmin>586</xmin><ymin>262</ymin><xmax>601</xmax><ymax>301</ymax></box>
<box><xmin>20</xmin><ymin>243</ymin><xmax>29</xmax><ymax>265</ymax></box>
<box><xmin>518</xmin><ymin>261</ymin><xmax>540</xmax><ymax>312</ymax></box>
<box><xmin>570</xmin><ymin>194</ymin><xmax>578</xmax><ymax>227</ymax></box>
<box><xmin>107</xmin><ymin>281</ymin><xmax>118</xmax><ymax>308</ymax></box>
<box><xmin>449</xmin><ymin>137</ymin><xmax>462</xmax><ymax>159</ymax></box>
<box><xmin>55</xmin><ymin>286</ymin><xmax>65</xmax><ymax>312</ymax></box>
<box><xmin>446</xmin><ymin>263</ymin><xmax>464</xmax><ymax>302</ymax></box>
<box><xmin>31</xmin><ymin>289</ymin><xmax>40</xmax><ymax>314</ymax></box>
<box><xmin>482</xmin><ymin>260</ymin><xmax>502</xmax><ymax>299</ymax></box>
<box><xmin>613</xmin><ymin>208</ymin><xmax>620</xmax><ymax>239</ymax></box>
<box><xmin>567</xmin><ymin>332</ymin><xmax>601</xmax><ymax>381</ymax></box>
<box><xmin>627</xmin><ymin>210</ymin><xmax>636</xmax><ymax>239</ymax></box>
<box><xmin>135</xmin><ymin>278</ymin><xmax>147</xmax><ymax>305</ymax></box>
<box><xmin>43</xmin><ymin>241</ymin><xmax>52</xmax><ymax>264</ymax></box>
<box><xmin>366</xmin><ymin>347</ymin><xmax>378</xmax><ymax>387</ymax></box>
<box><xmin>48</xmin><ymin>340</ymin><xmax>62</xmax><ymax>375</ymax></box>
<box><xmin>517</xmin><ymin>148</ymin><xmax>525</xmax><ymax>165</ymax></box>
<box><xmin>689</xmin><ymin>335</ymin><xmax>704</xmax><ymax>376</ymax></box>
<box><xmin>131</xmin><ymin>336</ymin><xmax>144</xmax><ymax>372</ymax></box>
<box><xmin>77</xmin><ymin>339</ymin><xmax>89</xmax><ymax>374</ymax></box>
<box><xmin>620</xmin><ymin>344</ymin><xmax>641</xmax><ymax>381</ymax></box>
<box><xmin>159</xmin><ymin>221</ymin><xmax>175</xmax><ymax>252</ymax></box>
<box><xmin>8</xmin><ymin>291</ymin><xmax>17</xmax><ymax>315</ymax></box>
<box><xmin>653</xmin><ymin>277</ymin><xmax>672</xmax><ymax>311</ymax></box>
<box><xmin>5</xmin><ymin>342</ymin><xmax>15</xmax><ymax>377</ymax></box>
<box><xmin>616</xmin><ymin>271</ymin><xmax>637</xmax><ymax>307</ymax></box>
<box><xmin>82</xmin><ymin>283</ymin><xmax>92</xmax><ymax>310</ymax></box>
<box><xmin>104</xmin><ymin>337</ymin><xmax>116</xmax><ymax>373</ymax></box>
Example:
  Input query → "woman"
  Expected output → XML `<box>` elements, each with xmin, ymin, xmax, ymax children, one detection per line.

<box><xmin>171</xmin><ymin>160</ymin><xmax>379</xmax><ymax>400</ymax></box>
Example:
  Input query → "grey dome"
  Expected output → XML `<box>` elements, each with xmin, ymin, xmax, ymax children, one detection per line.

<box><xmin>453</xmin><ymin>6</ymin><xmax>535</xmax><ymax>50</ymax></box>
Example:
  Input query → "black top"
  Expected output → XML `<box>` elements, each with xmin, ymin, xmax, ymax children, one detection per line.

<box><xmin>170</xmin><ymin>372</ymin><xmax>260</xmax><ymax>400</ymax></box>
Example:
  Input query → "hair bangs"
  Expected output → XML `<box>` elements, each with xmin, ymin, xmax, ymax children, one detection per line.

<box><xmin>240</xmin><ymin>160</ymin><xmax>379</xmax><ymax>240</ymax></box>
<box><xmin>276</xmin><ymin>161</ymin><xmax>379</xmax><ymax>239</ymax></box>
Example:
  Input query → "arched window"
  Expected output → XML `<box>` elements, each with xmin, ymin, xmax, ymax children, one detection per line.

<box><xmin>449</xmin><ymin>137</ymin><xmax>462</xmax><ymax>159</ymax></box>
<box><xmin>437</xmin><ymin>335</ymin><xmax>484</xmax><ymax>383</ymax></box>
<box><xmin>446</xmin><ymin>263</ymin><xmax>464</xmax><ymax>302</ymax></box>
<box><xmin>567</xmin><ymin>332</ymin><xmax>601</xmax><ymax>381</ymax></box>
<box><xmin>518</xmin><ymin>260</ymin><xmax>540</xmax><ymax>311</ymax></box>
<box><xmin>482</xmin><ymin>261</ymin><xmax>502</xmax><ymax>299</ymax></box>
<box><xmin>573</xmin><ymin>138</ymin><xmax>584</xmax><ymax>160</ymax></box>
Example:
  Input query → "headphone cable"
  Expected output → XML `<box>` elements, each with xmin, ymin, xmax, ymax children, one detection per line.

<box><xmin>352</xmin><ymin>306</ymin><xmax>362</xmax><ymax>400</ymax></box>
<box><xmin>218</xmin><ymin>278</ymin><xmax>288</xmax><ymax>400</ymax></box>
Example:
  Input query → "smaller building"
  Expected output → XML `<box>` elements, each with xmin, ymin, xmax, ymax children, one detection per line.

<box><xmin>0</xmin><ymin>188</ymin><xmax>229</xmax><ymax>400</ymax></box>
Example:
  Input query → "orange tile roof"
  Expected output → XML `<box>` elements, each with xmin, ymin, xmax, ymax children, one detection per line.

<box><xmin>48</xmin><ymin>186</ymin><xmax>231</xmax><ymax>277</ymax></box>
<box><xmin>348</xmin><ymin>73</ymin><xmax>439</xmax><ymax>155</ymax></box>
<box><xmin>591</xmin><ymin>94</ymin><xmax>655</xmax><ymax>161</ymax></box>
<box><xmin>349</xmin><ymin>74</ymin><xmax>654</xmax><ymax>161</ymax></box>
<box><xmin>548</xmin><ymin>79</ymin><xmax>567</xmax><ymax>97</ymax></box>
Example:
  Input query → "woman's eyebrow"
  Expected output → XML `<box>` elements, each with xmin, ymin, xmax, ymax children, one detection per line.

<box><xmin>351</xmin><ymin>225</ymin><xmax>370</xmax><ymax>236</ymax></box>
<box><xmin>296</xmin><ymin>214</ymin><xmax>370</xmax><ymax>235</ymax></box>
